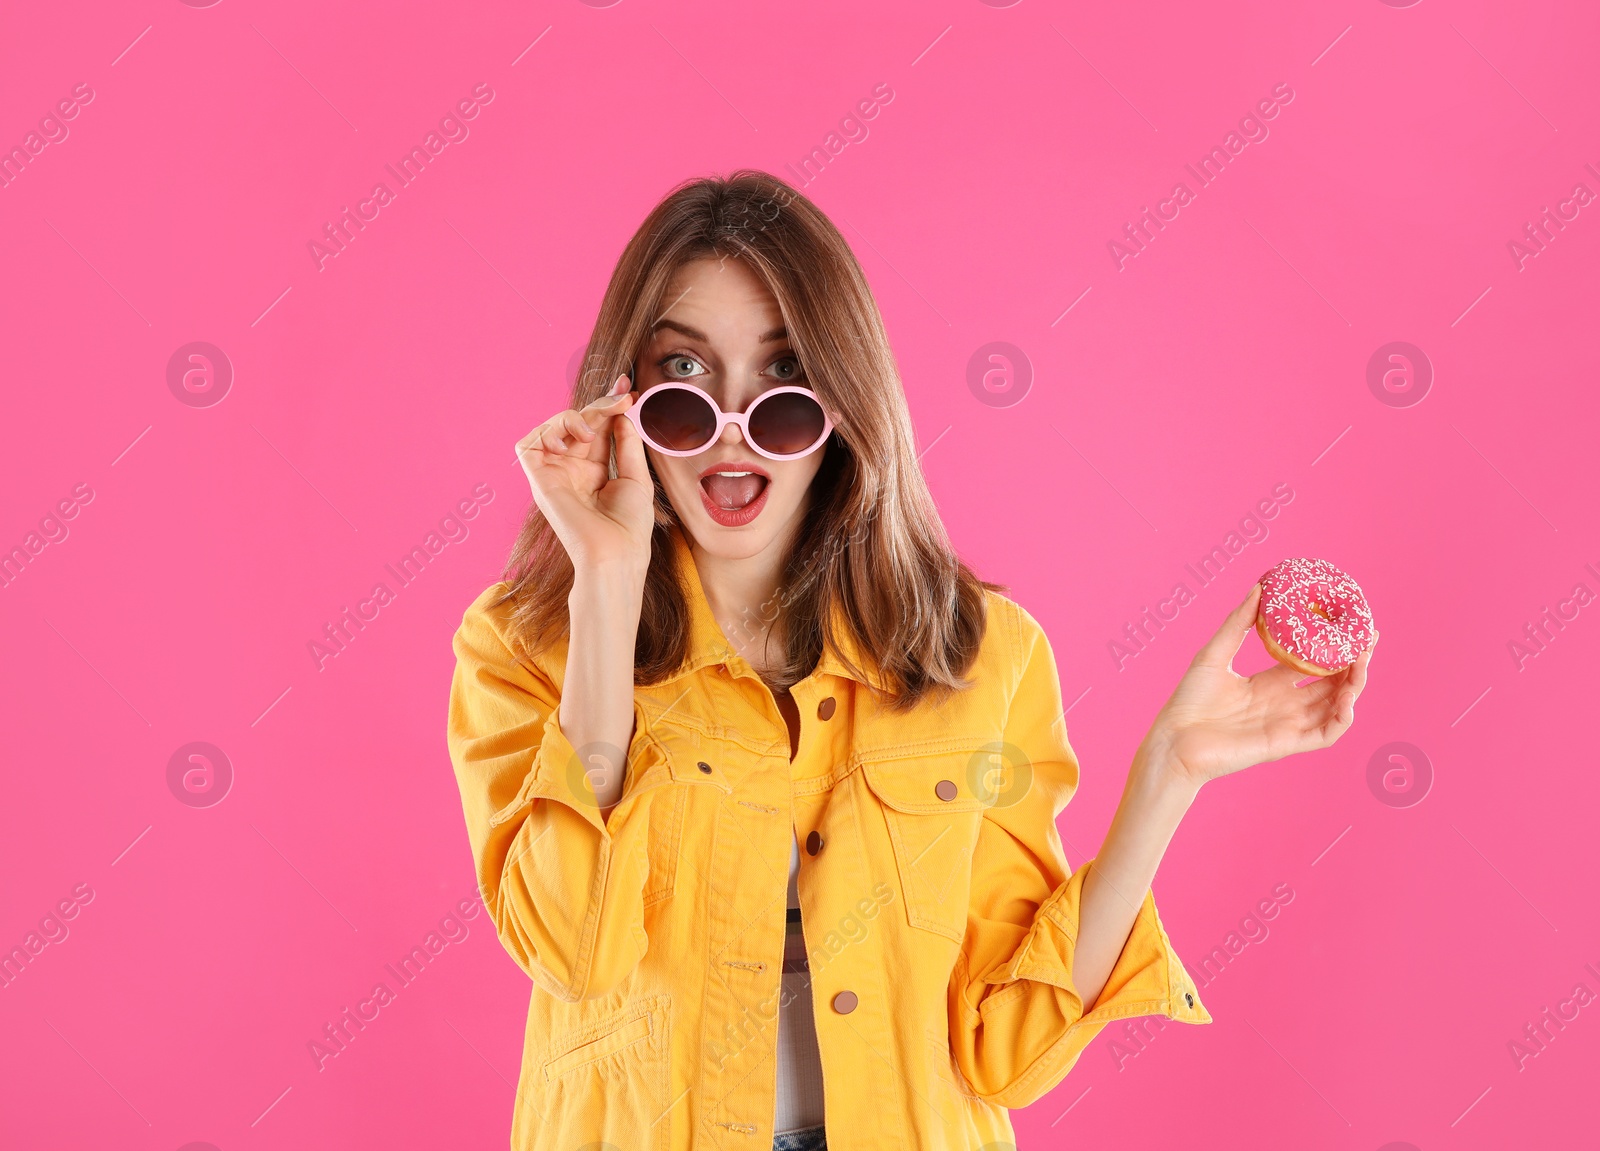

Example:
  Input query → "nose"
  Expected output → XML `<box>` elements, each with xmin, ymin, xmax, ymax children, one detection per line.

<box><xmin>717</xmin><ymin>420</ymin><xmax>744</xmax><ymax>447</ymax></box>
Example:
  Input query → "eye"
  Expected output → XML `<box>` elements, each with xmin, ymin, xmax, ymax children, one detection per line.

<box><xmin>766</xmin><ymin>355</ymin><xmax>803</xmax><ymax>381</ymax></box>
<box><xmin>659</xmin><ymin>354</ymin><xmax>706</xmax><ymax>379</ymax></box>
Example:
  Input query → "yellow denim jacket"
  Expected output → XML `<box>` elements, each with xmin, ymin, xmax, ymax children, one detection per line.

<box><xmin>446</xmin><ymin>526</ymin><xmax>1211</xmax><ymax>1151</ymax></box>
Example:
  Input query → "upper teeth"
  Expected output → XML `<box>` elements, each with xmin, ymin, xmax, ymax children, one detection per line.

<box><xmin>713</xmin><ymin>471</ymin><xmax>754</xmax><ymax>477</ymax></box>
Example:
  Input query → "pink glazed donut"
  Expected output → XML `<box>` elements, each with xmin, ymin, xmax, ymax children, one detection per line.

<box><xmin>1255</xmin><ymin>558</ymin><xmax>1375</xmax><ymax>676</ymax></box>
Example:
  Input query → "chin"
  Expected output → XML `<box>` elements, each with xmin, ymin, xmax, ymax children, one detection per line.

<box><xmin>684</xmin><ymin>515</ymin><xmax>783</xmax><ymax>555</ymax></box>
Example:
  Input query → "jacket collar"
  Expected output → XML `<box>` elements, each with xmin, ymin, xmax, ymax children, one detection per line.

<box><xmin>665</xmin><ymin>523</ymin><xmax>890</xmax><ymax>692</ymax></box>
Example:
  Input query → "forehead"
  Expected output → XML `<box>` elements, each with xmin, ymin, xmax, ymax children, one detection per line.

<box><xmin>656</xmin><ymin>257</ymin><xmax>783</xmax><ymax>334</ymax></box>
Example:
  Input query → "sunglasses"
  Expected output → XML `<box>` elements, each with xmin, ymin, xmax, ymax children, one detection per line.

<box><xmin>620</xmin><ymin>382</ymin><xmax>834</xmax><ymax>460</ymax></box>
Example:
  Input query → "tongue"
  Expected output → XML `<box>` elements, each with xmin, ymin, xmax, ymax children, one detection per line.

<box><xmin>703</xmin><ymin>474</ymin><xmax>766</xmax><ymax>510</ymax></box>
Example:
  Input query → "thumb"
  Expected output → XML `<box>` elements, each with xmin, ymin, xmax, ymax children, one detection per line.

<box><xmin>612</xmin><ymin>410</ymin><xmax>652</xmax><ymax>486</ymax></box>
<box><xmin>1193</xmin><ymin>581</ymin><xmax>1262</xmax><ymax>670</ymax></box>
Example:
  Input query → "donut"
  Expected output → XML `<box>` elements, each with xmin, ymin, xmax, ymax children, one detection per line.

<box><xmin>1254</xmin><ymin>558</ymin><xmax>1375</xmax><ymax>676</ymax></box>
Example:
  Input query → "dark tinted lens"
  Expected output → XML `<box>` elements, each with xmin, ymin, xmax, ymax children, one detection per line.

<box><xmin>639</xmin><ymin>388</ymin><xmax>717</xmax><ymax>451</ymax></box>
<box><xmin>748</xmin><ymin>391</ymin><xmax>826</xmax><ymax>455</ymax></box>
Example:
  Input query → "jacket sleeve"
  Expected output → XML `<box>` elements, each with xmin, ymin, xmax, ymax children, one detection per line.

<box><xmin>947</xmin><ymin>603</ymin><xmax>1212</xmax><ymax>1108</ymax></box>
<box><xmin>446</xmin><ymin>583</ymin><xmax>666</xmax><ymax>1004</ymax></box>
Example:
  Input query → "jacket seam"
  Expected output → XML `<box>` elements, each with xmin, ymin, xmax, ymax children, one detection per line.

<box><xmin>644</xmin><ymin>784</ymin><xmax>689</xmax><ymax>907</ymax></box>
<box><xmin>693</xmin><ymin>805</ymin><xmax>718</xmax><ymax>1143</ymax></box>
<box><xmin>853</xmin><ymin>733</ymin><xmax>998</xmax><ymax>764</ymax></box>
<box><xmin>567</xmin><ymin>818</ymin><xmax>612</xmax><ymax>1000</ymax></box>
<box><xmin>974</xmin><ymin>975</ymin><xmax>1034</xmax><ymax>1024</ymax></box>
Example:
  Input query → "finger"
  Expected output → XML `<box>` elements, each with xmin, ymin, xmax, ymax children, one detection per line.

<box><xmin>1321</xmin><ymin>668</ymin><xmax>1366</xmax><ymax>731</ymax></box>
<box><xmin>1274</xmin><ymin>671</ymin><xmax>1353</xmax><ymax>747</ymax></box>
<box><xmin>1346</xmin><ymin>643</ymin><xmax>1373</xmax><ymax>700</ymax></box>
<box><xmin>585</xmin><ymin>373</ymin><xmax>631</xmax><ymax>404</ymax></box>
<box><xmin>524</xmin><ymin>421</ymin><xmax>574</xmax><ymax>460</ymax></box>
<box><xmin>1313</xmin><ymin>701</ymin><xmax>1354</xmax><ymax>747</ymax></box>
<box><xmin>1307</xmin><ymin>634</ymin><xmax>1374</xmax><ymax>699</ymax></box>
<box><xmin>1335</xmin><ymin>644</ymin><xmax>1375</xmax><ymax>722</ymax></box>
<box><xmin>556</xmin><ymin>409</ymin><xmax>598</xmax><ymax>443</ymax></box>
<box><xmin>1295</xmin><ymin>669</ymin><xmax>1347</xmax><ymax>707</ymax></box>
<box><xmin>1249</xmin><ymin>660</ymin><xmax>1316</xmax><ymax>695</ymax></box>
<box><xmin>515</xmin><ymin>427</ymin><xmax>551</xmax><ymax>470</ymax></box>
<box><xmin>612</xmin><ymin>405</ymin><xmax>652</xmax><ymax>486</ymax></box>
<box><xmin>577</xmin><ymin>390</ymin><xmax>634</xmax><ymax>436</ymax></box>
<box><xmin>1332</xmin><ymin>679</ymin><xmax>1360</xmax><ymax>731</ymax></box>
<box><xmin>516</xmin><ymin>422</ymin><xmax>549</xmax><ymax>453</ymax></box>
<box><xmin>515</xmin><ymin>438</ymin><xmax>561</xmax><ymax>494</ymax></box>
<box><xmin>560</xmin><ymin>379</ymin><xmax>635</xmax><ymax>461</ymax></box>
<box><xmin>549</xmin><ymin>411</ymin><xmax>599</xmax><ymax>457</ymax></box>
<box><xmin>577</xmin><ymin>373</ymin><xmax>631</xmax><ymax>412</ymax></box>
<box><xmin>1193</xmin><ymin>582</ymin><xmax>1262</xmax><ymax>671</ymax></box>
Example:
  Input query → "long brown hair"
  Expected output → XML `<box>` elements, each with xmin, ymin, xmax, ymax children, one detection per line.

<box><xmin>495</xmin><ymin>170</ymin><xmax>998</xmax><ymax>712</ymax></box>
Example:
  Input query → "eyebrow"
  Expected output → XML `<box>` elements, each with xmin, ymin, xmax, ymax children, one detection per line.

<box><xmin>651</xmin><ymin>319</ymin><xmax>788</xmax><ymax>344</ymax></box>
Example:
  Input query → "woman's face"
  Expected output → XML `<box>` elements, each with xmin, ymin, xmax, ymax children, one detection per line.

<box><xmin>634</xmin><ymin>256</ymin><xmax>828</xmax><ymax>561</ymax></box>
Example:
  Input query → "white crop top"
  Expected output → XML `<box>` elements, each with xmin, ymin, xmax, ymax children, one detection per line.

<box><xmin>774</xmin><ymin>829</ymin><xmax>826</xmax><ymax>1134</ymax></box>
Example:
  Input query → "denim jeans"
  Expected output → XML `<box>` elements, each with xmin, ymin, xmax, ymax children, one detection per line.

<box><xmin>772</xmin><ymin>1124</ymin><xmax>827</xmax><ymax>1151</ymax></box>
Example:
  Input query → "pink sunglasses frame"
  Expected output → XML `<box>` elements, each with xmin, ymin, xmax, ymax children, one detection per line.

<box><xmin>620</xmin><ymin>382</ymin><xmax>835</xmax><ymax>460</ymax></box>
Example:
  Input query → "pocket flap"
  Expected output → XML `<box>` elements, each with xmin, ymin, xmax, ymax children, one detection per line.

<box><xmin>859</xmin><ymin>745</ymin><xmax>989</xmax><ymax>815</ymax></box>
<box><xmin>543</xmin><ymin>1010</ymin><xmax>655</xmax><ymax>1082</ymax></box>
<box><xmin>650</xmin><ymin>727</ymin><xmax>739</xmax><ymax>792</ymax></box>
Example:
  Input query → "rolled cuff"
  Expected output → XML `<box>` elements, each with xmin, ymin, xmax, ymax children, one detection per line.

<box><xmin>1002</xmin><ymin>856</ymin><xmax>1212</xmax><ymax>1029</ymax></box>
<box><xmin>489</xmin><ymin>706</ymin><xmax>668</xmax><ymax>839</ymax></box>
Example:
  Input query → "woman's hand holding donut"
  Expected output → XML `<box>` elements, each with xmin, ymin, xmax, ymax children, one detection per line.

<box><xmin>1139</xmin><ymin>582</ymin><xmax>1378</xmax><ymax>792</ymax></box>
<box><xmin>516</xmin><ymin>374</ymin><xmax>652</xmax><ymax>574</ymax></box>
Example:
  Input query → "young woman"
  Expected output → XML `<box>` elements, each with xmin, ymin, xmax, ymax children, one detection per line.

<box><xmin>446</xmin><ymin>171</ymin><xmax>1373</xmax><ymax>1151</ymax></box>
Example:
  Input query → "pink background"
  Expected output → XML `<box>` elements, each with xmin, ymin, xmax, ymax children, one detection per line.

<box><xmin>3</xmin><ymin>1</ymin><xmax>1597</xmax><ymax>1148</ymax></box>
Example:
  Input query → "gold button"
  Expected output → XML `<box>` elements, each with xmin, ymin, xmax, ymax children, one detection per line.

<box><xmin>805</xmin><ymin>830</ymin><xmax>823</xmax><ymax>855</ymax></box>
<box><xmin>817</xmin><ymin>696</ymin><xmax>836</xmax><ymax>720</ymax></box>
<box><xmin>934</xmin><ymin>779</ymin><xmax>958</xmax><ymax>801</ymax></box>
<box><xmin>832</xmin><ymin>990</ymin><xmax>858</xmax><ymax>1014</ymax></box>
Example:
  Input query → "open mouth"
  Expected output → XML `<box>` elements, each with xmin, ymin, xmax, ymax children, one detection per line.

<box><xmin>700</xmin><ymin>470</ymin><xmax>770</xmax><ymax>511</ymax></box>
<box><xmin>697</xmin><ymin>462</ymin><xmax>773</xmax><ymax>527</ymax></box>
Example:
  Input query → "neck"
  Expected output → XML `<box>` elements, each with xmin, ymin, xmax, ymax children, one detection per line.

<box><xmin>689</xmin><ymin>516</ymin><xmax>804</xmax><ymax>676</ymax></box>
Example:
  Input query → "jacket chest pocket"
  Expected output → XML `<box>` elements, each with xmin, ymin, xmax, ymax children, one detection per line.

<box><xmin>860</xmin><ymin>750</ymin><xmax>989</xmax><ymax>943</ymax></box>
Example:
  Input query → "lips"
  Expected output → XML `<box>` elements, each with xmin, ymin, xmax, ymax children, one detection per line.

<box><xmin>698</xmin><ymin>461</ymin><xmax>772</xmax><ymax>527</ymax></box>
